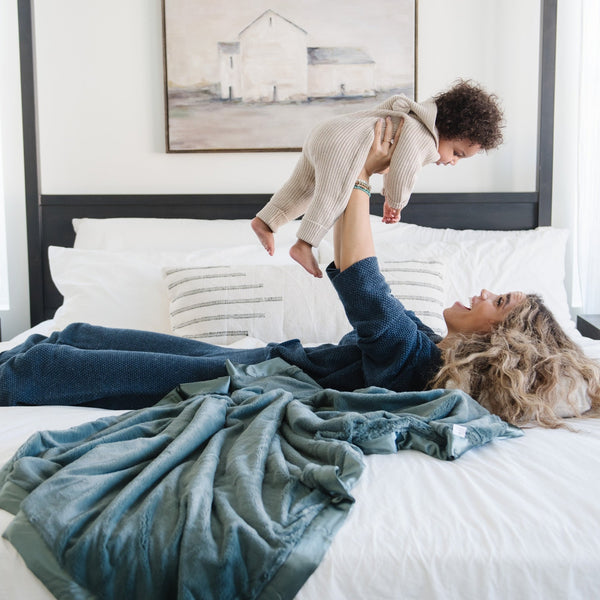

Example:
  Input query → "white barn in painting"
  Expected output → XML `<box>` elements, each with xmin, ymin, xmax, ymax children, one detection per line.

<box><xmin>307</xmin><ymin>47</ymin><xmax>375</xmax><ymax>98</ymax></box>
<box><xmin>218</xmin><ymin>10</ymin><xmax>375</xmax><ymax>102</ymax></box>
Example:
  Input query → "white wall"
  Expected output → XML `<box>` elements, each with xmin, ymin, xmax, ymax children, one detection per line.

<box><xmin>0</xmin><ymin>121</ymin><xmax>10</xmax><ymax>311</ymax></box>
<box><xmin>552</xmin><ymin>0</ymin><xmax>582</xmax><ymax>312</ymax></box>
<box><xmin>33</xmin><ymin>0</ymin><xmax>540</xmax><ymax>195</ymax></box>
<box><xmin>416</xmin><ymin>0</ymin><xmax>540</xmax><ymax>193</ymax></box>
<box><xmin>0</xmin><ymin>0</ymin><xmax>580</xmax><ymax>339</ymax></box>
<box><xmin>0</xmin><ymin>0</ymin><xmax>30</xmax><ymax>340</ymax></box>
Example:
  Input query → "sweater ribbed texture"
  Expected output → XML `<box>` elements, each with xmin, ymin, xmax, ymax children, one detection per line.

<box><xmin>256</xmin><ymin>95</ymin><xmax>440</xmax><ymax>247</ymax></box>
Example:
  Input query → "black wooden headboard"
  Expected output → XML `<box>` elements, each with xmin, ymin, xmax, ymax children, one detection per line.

<box><xmin>17</xmin><ymin>0</ymin><xmax>557</xmax><ymax>325</ymax></box>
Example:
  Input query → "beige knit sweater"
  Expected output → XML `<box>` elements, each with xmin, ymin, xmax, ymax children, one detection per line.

<box><xmin>256</xmin><ymin>95</ymin><xmax>440</xmax><ymax>247</ymax></box>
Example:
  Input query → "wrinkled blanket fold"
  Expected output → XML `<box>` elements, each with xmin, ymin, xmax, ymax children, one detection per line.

<box><xmin>0</xmin><ymin>358</ymin><xmax>521</xmax><ymax>600</ymax></box>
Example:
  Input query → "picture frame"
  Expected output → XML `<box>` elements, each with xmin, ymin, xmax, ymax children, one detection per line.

<box><xmin>162</xmin><ymin>0</ymin><xmax>417</xmax><ymax>152</ymax></box>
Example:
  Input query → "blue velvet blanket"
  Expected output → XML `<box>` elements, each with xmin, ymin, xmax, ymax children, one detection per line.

<box><xmin>0</xmin><ymin>358</ymin><xmax>521</xmax><ymax>600</ymax></box>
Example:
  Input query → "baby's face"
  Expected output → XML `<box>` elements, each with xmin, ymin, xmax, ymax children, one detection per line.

<box><xmin>436</xmin><ymin>138</ymin><xmax>481</xmax><ymax>166</ymax></box>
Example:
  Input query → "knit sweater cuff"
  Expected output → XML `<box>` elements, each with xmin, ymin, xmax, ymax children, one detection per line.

<box><xmin>255</xmin><ymin>204</ymin><xmax>290</xmax><ymax>233</ymax></box>
<box><xmin>295</xmin><ymin>219</ymin><xmax>330</xmax><ymax>248</ymax></box>
<box><xmin>327</xmin><ymin>256</ymin><xmax>381</xmax><ymax>291</ymax></box>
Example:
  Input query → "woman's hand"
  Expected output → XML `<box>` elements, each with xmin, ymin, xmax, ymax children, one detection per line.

<box><xmin>359</xmin><ymin>116</ymin><xmax>402</xmax><ymax>179</ymax></box>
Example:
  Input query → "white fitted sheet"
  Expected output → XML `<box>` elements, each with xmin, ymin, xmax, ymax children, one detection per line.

<box><xmin>1</xmin><ymin>326</ymin><xmax>600</xmax><ymax>599</ymax></box>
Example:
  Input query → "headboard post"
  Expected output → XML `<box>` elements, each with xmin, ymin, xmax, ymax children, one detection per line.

<box><xmin>17</xmin><ymin>0</ymin><xmax>44</xmax><ymax>325</ymax></box>
<box><xmin>537</xmin><ymin>0</ymin><xmax>557</xmax><ymax>226</ymax></box>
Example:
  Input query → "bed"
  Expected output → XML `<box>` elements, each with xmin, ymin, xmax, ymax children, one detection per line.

<box><xmin>1</xmin><ymin>212</ymin><xmax>600</xmax><ymax>600</ymax></box>
<box><xmin>7</xmin><ymin>1</ymin><xmax>598</xmax><ymax>596</ymax></box>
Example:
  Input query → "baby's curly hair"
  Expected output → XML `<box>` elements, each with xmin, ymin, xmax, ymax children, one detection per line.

<box><xmin>434</xmin><ymin>79</ymin><xmax>504</xmax><ymax>150</ymax></box>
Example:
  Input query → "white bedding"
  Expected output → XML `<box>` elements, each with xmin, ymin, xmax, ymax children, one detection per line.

<box><xmin>2</xmin><ymin>217</ymin><xmax>600</xmax><ymax>599</ymax></box>
<box><xmin>1</xmin><ymin>393</ymin><xmax>599</xmax><ymax>599</ymax></box>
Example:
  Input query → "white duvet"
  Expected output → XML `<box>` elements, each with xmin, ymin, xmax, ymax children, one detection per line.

<box><xmin>3</xmin><ymin>215</ymin><xmax>599</xmax><ymax>598</ymax></box>
<box><xmin>1</xmin><ymin>323</ymin><xmax>600</xmax><ymax>600</ymax></box>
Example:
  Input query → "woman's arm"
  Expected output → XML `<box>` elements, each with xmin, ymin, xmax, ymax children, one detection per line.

<box><xmin>329</xmin><ymin>117</ymin><xmax>440</xmax><ymax>390</ymax></box>
<box><xmin>334</xmin><ymin>117</ymin><xmax>401</xmax><ymax>271</ymax></box>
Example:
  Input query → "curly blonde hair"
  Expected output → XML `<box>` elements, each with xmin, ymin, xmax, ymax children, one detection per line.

<box><xmin>431</xmin><ymin>294</ymin><xmax>600</xmax><ymax>428</ymax></box>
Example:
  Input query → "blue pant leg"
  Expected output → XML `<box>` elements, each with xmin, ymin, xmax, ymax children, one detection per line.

<box><xmin>0</xmin><ymin>325</ymin><xmax>270</xmax><ymax>408</ymax></box>
<box><xmin>0</xmin><ymin>333</ymin><xmax>59</xmax><ymax>365</ymax></box>
<box><xmin>48</xmin><ymin>323</ymin><xmax>254</xmax><ymax>356</ymax></box>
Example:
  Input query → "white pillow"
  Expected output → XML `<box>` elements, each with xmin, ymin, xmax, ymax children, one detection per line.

<box><xmin>72</xmin><ymin>217</ymin><xmax>304</xmax><ymax>262</ymax></box>
<box><xmin>72</xmin><ymin>216</ymin><xmax>571</xmax><ymax>331</ymax></box>
<box><xmin>162</xmin><ymin>259</ymin><xmax>447</xmax><ymax>345</ymax></box>
<box><xmin>66</xmin><ymin>215</ymin><xmax>575</xmax><ymax>338</ymax></box>
<box><xmin>49</xmin><ymin>246</ymin><xmax>288</xmax><ymax>334</ymax></box>
<box><xmin>379</xmin><ymin>259</ymin><xmax>447</xmax><ymax>336</ymax></box>
<box><xmin>364</xmin><ymin>218</ymin><xmax>575</xmax><ymax>336</ymax></box>
<box><xmin>163</xmin><ymin>264</ymin><xmax>341</xmax><ymax>345</ymax></box>
<box><xmin>49</xmin><ymin>247</ymin><xmax>180</xmax><ymax>333</ymax></box>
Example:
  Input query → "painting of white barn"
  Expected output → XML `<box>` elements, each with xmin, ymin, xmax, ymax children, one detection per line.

<box><xmin>163</xmin><ymin>1</ymin><xmax>415</xmax><ymax>151</ymax></box>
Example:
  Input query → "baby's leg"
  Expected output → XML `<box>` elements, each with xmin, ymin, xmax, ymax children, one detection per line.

<box><xmin>296</xmin><ymin>160</ymin><xmax>365</xmax><ymax>249</ymax></box>
<box><xmin>289</xmin><ymin>239</ymin><xmax>322</xmax><ymax>278</ymax></box>
<box><xmin>291</xmin><ymin>151</ymin><xmax>367</xmax><ymax>276</ymax></box>
<box><xmin>251</xmin><ymin>217</ymin><xmax>275</xmax><ymax>255</ymax></box>
<box><xmin>253</xmin><ymin>155</ymin><xmax>315</xmax><ymax>254</ymax></box>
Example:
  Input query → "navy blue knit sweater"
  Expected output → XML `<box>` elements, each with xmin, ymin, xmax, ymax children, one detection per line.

<box><xmin>271</xmin><ymin>257</ymin><xmax>443</xmax><ymax>392</ymax></box>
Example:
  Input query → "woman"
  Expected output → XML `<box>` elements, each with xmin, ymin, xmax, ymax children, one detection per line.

<box><xmin>1</xmin><ymin>121</ymin><xmax>598</xmax><ymax>427</ymax></box>
<box><xmin>328</xmin><ymin>120</ymin><xmax>599</xmax><ymax>428</ymax></box>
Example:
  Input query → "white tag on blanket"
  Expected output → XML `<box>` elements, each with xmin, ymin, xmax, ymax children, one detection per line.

<box><xmin>452</xmin><ymin>424</ymin><xmax>467</xmax><ymax>438</ymax></box>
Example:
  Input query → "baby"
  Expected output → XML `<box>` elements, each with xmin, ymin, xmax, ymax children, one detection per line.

<box><xmin>252</xmin><ymin>79</ymin><xmax>504</xmax><ymax>277</ymax></box>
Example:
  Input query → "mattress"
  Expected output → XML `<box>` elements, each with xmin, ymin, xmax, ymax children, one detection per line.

<box><xmin>1</xmin><ymin>326</ymin><xmax>599</xmax><ymax>599</ymax></box>
<box><xmin>2</xmin><ymin>216</ymin><xmax>600</xmax><ymax>598</ymax></box>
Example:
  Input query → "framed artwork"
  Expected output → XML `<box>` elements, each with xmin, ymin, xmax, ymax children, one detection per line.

<box><xmin>162</xmin><ymin>0</ymin><xmax>416</xmax><ymax>152</ymax></box>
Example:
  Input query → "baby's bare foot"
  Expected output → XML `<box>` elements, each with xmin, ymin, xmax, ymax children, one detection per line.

<box><xmin>251</xmin><ymin>217</ymin><xmax>275</xmax><ymax>255</ymax></box>
<box><xmin>290</xmin><ymin>240</ymin><xmax>323</xmax><ymax>278</ymax></box>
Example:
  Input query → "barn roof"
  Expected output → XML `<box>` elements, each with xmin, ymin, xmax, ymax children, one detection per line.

<box><xmin>307</xmin><ymin>47</ymin><xmax>375</xmax><ymax>65</ymax></box>
<box><xmin>240</xmin><ymin>9</ymin><xmax>307</xmax><ymax>36</ymax></box>
<box><xmin>217</xmin><ymin>42</ymin><xmax>240</xmax><ymax>54</ymax></box>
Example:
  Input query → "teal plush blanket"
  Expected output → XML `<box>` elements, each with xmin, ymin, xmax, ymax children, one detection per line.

<box><xmin>0</xmin><ymin>358</ymin><xmax>521</xmax><ymax>600</ymax></box>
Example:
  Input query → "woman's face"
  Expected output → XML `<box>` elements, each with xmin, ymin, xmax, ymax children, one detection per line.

<box><xmin>443</xmin><ymin>289</ymin><xmax>526</xmax><ymax>335</ymax></box>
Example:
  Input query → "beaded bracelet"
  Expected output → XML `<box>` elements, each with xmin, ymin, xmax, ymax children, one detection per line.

<box><xmin>356</xmin><ymin>179</ymin><xmax>371</xmax><ymax>191</ymax></box>
<box><xmin>353</xmin><ymin>179</ymin><xmax>371</xmax><ymax>197</ymax></box>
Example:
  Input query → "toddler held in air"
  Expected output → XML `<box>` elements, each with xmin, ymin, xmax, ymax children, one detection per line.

<box><xmin>252</xmin><ymin>79</ymin><xmax>504</xmax><ymax>277</ymax></box>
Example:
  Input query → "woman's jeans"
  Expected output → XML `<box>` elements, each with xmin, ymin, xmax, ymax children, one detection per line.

<box><xmin>0</xmin><ymin>323</ymin><xmax>271</xmax><ymax>408</ymax></box>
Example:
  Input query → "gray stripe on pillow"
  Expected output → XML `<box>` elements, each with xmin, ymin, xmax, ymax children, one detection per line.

<box><xmin>393</xmin><ymin>294</ymin><xmax>444</xmax><ymax>305</ymax></box>
<box><xmin>171</xmin><ymin>296</ymin><xmax>284</xmax><ymax>316</ymax></box>
<box><xmin>381</xmin><ymin>267</ymin><xmax>444</xmax><ymax>278</ymax></box>
<box><xmin>386</xmin><ymin>280</ymin><xmax>444</xmax><ymax>292</ymax></box>
<box><xmin>175</xmin><ymin>313</ymin><xmax>266</xmax><ymax>328</ymax></box>
<box><xmin>184</xmin><ymin>330</ymin><xmax>249</xmax><ymax>339</ymax></box>
<box><xmin>175</xmin><ymin>283</ymin><xmax>264</xmax><ymax>299</ymax></box>
<box><xmin>167</xmin><ymin>272</ymin><xmax>247</xmax><ymax>289</ymax></box>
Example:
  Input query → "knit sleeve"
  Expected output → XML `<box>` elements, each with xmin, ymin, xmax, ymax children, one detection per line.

<box><xmin>384</xmin><ymin>117</ymin><xmax>439</xmax><ymax>211</ymax></box>
<box><xmin>327</xmin><ymin>258</ymin><xmax>442</xmax><ymax>391</ymax></box>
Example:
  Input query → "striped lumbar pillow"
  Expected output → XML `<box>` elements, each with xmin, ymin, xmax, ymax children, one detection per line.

<box><xmin>380</xmin><ymin>259</ymin><xmax>446</xmax><ymax>336</ymax></box>
<box><xmin>162</xmin><ymin>260</ymin><xmax>446</xmax><ymax>345</ymax></box>
<box><xmin>163</xmin><ymin>265</ymin><xmax>286</xmax><ymax>345</ymax></box>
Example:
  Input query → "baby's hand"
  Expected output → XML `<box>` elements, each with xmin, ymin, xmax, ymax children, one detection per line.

<box><xmin>382</xmin><ymin>199</ymin><xmax>400</xmax><ymax>223</ymax></box>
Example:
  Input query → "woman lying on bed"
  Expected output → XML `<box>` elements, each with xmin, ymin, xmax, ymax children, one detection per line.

<box><xmin>1</xmin><ymin>121</ymin><xmax>598</xmax><ymax>427</ymax></box>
